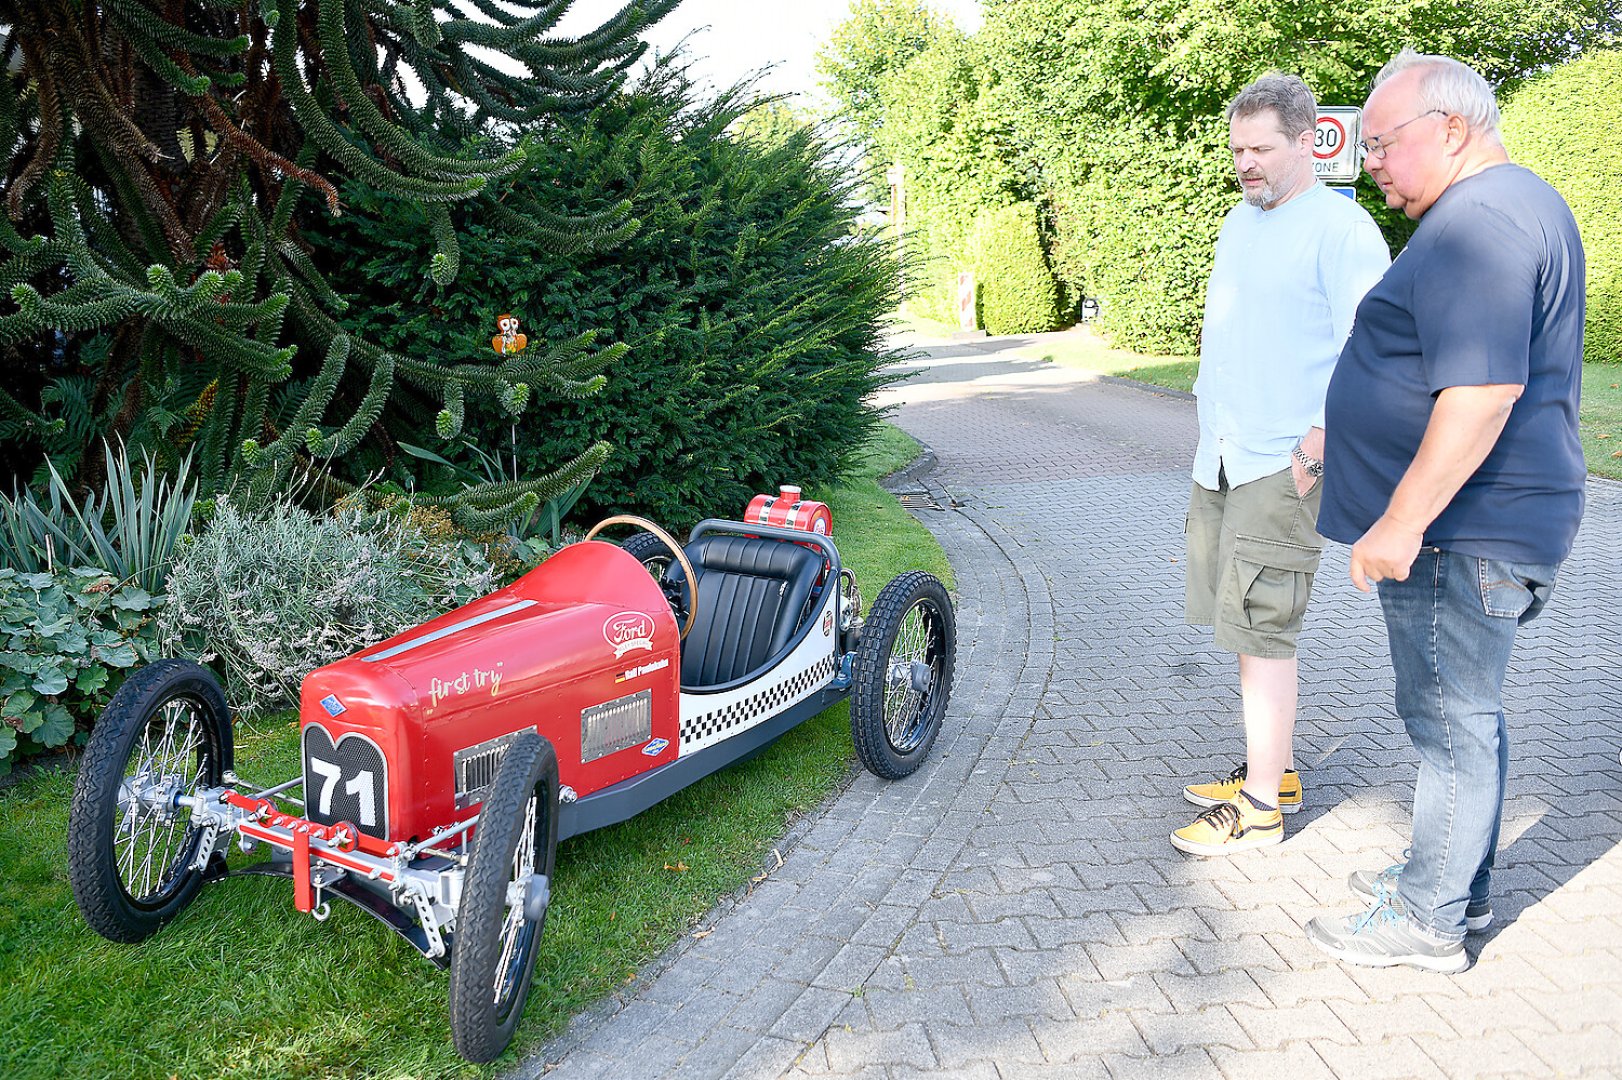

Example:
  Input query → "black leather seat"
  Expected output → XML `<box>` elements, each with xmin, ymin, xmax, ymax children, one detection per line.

<box><xmin>676</xmin><ymin>534</ymin><xmax>824</xmax><ymax>689</ymax></box>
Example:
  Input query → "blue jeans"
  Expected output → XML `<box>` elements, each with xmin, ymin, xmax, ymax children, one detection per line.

<box><xmin>1377</xmin><ymin>548</ymin><xmax>1557</xmax><ymax>941</ymax></box>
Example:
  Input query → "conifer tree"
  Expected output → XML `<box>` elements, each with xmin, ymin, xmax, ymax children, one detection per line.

<box><xmin>0</xmin><ymin>0</ymin><xmax>676</xmax><ymax>524</ymax></box>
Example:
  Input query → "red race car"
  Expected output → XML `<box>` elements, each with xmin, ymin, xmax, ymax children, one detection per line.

<box><xmin>66</xmin><ymin>493</ymin><xmax>956</xmax><ymax>1062</ymax></box>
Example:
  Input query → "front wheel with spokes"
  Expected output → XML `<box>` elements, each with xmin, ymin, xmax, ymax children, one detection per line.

<box><xmin>851</xmin><ymin>571</ymin><xmax>956</xmax><ymax>779</ymax></box>
<box><xmin>449</xmin><ymin>731</ymin><xmax>559</xmax><ymax>1063</ymax></box>
<box><xmin>68</xmin><ymin>659</ymin><xmax>233</xmax><ymax>943</ymax></box>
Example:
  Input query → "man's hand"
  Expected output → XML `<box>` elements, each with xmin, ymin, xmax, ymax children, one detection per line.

<box><xmin>1348</xmin><ymin>513</ymin><xmax>1424</xmax><ymax>592</ymax></box>
<box><xmin>1290</xmin><ymin>456</ymin><xmax>1315</xmax><ymax>497</ymax></box>
<box><xmin>1293</xmin><ymin>425</ymin><xmax>1325</xmax><ymax>498</ymax></box>
<box><xmin>1344</xmin><ymin>385</ymin><xmax>1520</xmax><ymax>593</ymax></box>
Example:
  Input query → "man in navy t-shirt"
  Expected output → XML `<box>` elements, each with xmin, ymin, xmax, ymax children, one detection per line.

<box><xmin>1308</xmin><ymin>50</ymin><xmax>1586</xmax><ymax>973</ymax></box>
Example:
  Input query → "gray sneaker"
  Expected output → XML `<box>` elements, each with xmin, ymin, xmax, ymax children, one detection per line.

<box><xmin>1306</xmin><ymin>892</ymin><xmax>1468</xmax><ymax>974</ymax></box>
<box><xmin>1348</xmin><ymin>863</ymin><xmax>1493</xmax><ymax>932</ymax></box>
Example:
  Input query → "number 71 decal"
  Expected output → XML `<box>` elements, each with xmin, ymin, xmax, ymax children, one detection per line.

<box><xmin>308</xmin><ymin>757</ymin><xmax>378</xmax><ymax>826</ymax></box>
<box><xmin>301</xmin><ymin>724</ymin><xmax>390</xmax><ymax>838</ymax></box>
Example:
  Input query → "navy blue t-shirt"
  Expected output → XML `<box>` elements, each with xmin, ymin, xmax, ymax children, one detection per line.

<box><xmin>1319</xmin><ymin>164</ymin><xmax>1586</xmax><ymax>564</ymax></box>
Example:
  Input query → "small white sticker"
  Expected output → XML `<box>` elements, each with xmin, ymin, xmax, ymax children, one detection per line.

<box><xmin>642</xmin><ymin>738</ymin><xmax>670</xmax><ymax>756</ymax></box>
<box><xmin>616</xmin><ymin>657</ymin><xmax>671</xmax><ymax>683</ymax></box>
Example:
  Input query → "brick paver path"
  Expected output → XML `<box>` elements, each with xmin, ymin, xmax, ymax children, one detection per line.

<box><xmin>521</xmin><ymin>332</ymin><xmax>1622</xmax><ymax>1080</ymax></box>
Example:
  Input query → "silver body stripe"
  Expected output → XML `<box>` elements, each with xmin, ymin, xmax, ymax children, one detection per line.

<box><xmin>361</xmin><ymin>599</ymin><xmax>538</xmax><ymax>662</ymax></box>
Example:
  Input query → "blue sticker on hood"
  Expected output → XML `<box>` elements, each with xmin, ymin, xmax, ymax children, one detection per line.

<box><xmin>320</xmin><ymin>694</ymin><xmax>346</xmax><ymax>717</ymax></box>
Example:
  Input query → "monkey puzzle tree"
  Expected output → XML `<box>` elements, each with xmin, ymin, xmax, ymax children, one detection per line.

<box><xmin>0</xmin><ymin>0</ymin><xmax>677</xmax><ymax>527</ymax></box>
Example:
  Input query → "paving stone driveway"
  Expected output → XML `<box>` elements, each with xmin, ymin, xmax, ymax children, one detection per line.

<box><xmin>520</xmin><ymin>332</ymin><xmax>1622</xmax><ymax>1080</ymax></box>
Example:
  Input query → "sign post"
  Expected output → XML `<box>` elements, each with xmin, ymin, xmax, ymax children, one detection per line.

<box><xmin>1313</xmin><ymin>107</ymin><xmax>1362</xmax><ymax>187</ymax></box>
<box><xmin>956</xmin><ymin>271</ymin><xmax>977</xmax><ymax>332</ymax></box>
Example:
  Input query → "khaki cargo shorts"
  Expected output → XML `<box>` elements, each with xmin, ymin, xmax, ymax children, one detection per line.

<box><xmin>1185</xmin><ymin>466</ymin><xmax>1325</xmax><ymax>659</ymax></box>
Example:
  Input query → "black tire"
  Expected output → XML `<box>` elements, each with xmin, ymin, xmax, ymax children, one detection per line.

<box><xmin>449</xmin><ymin>731</ymin><xmax>559</xmax><ymax>1063</ymax></box>
<box><xmin>851</xmin><ymin>571</ymin><xmax>956</xmax><ymax>779</ymax></box>
<box><xmin>67</xmin><ymin>659</ymin><xmax>232</xmax><ymax>943</ymax></box>
<box><xmin>621</xmin><ymin>530</ymin><xmax>692</xmax><ymax>627</ymax></box>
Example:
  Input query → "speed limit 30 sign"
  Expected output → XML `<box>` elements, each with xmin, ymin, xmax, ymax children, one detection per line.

<box><xmin>1314</xmin><ymin>107</ymin><xmax>1361</xmax><ymax>184</ymax></box>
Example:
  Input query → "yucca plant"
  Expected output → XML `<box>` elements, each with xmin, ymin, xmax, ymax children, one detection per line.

<box><xmin>0</xmin><ymin>442</ymin><xmax>198</xmax><ymax>592</ymax></box>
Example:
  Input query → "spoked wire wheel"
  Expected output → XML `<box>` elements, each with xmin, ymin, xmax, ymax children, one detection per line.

<box><xmin>851</xmin><ymin>571</ymin><xmax>956</xmax><ymax>779</ymax></box>
<box><xmin>493</xmin><ymin>796</ymin><xmax>540</xmax><ymax>1002</ymax></box>
<box><xmin>619</xmin><ymin>530</ymin><xmax>693</xmax><ymax>631</ymax></box>
<box><xmin>450</xmin><ymin>731</ymin><xmax>559</xmax><ymax>1063</ymax></box>
<box><xmin>68</xmin><ymin>659</ymin><xmax>232</xmax><ymax>943</ymax></box>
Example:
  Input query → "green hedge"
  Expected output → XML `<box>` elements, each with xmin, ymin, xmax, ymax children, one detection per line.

<box><xmin>972</xmin><ymin>0</ymin><xmax>1610</xmax><ymax>355</ymax></box>
<box><xmin>874</xmin><ymin>30</ymin><xmax>1058</xmax><ymax>331</ymax></box>
<box><xmin>1063</xmin><ymin>123</ymin><xmax>1234</xmax><ymax>354</ymax></box>
<box><xmin>311</xmin><ymin>70</ymin><xmax>902</xmax><ymax>530</ymax></box>
<box><xmin>970</xmin><ymin>202</ymin><xmax>1060</xmax><ymax>334</ymax></box>
<box><xmin>1501</xmin><ymin>49</ymin><xmax>1621</xmax><ymax>365</ymax></box>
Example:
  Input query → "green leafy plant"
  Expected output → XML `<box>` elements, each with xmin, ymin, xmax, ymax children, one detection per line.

<box><xmin>861</xmin><ymin>25</ymin><xmax>1047</xmax><ymax>328</ymax></box>
<box><xmin>1</xmin><ymin>1</ymin><xmax>677</xmax><ymax>520</ymax></box>
<box><xmin>0</xmin><ymin>442</ymin><xmax>197</xmax><ymax>592</ymax></box>
<box><xmin>314</xmin><ymin>63</ymin><xmax>906</xmax><ymax>531</ymax></box>
<box><xmin>160</xmin><ymin>497</ymin><xmax>496</xmax><ymax>714</ymax></box>
<box><xmin>398</xmin><ymin>437</ymin><xmax>592</xmax><ymax>554</ymax></box>
<box><xmin>0</xmin><ymin>567</ymin><xmax>161</xmax><ymax>773</ymax></box>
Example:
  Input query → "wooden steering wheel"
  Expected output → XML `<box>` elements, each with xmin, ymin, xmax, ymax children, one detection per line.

<box><xmin>584</xmin><ymin>515</ymin><xmax>698</xmax><ymax>640</ymax></box>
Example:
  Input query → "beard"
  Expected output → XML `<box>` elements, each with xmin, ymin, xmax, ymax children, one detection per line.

<box><xmin>1239</xmin><ymin>174</ymin><xmax>1286</xmax><ymax>207</ymax></box>
<box><xmin>1238</xmin><ymin>160</ymin><xmax>1306</xmax><ymax>208</ymax></box>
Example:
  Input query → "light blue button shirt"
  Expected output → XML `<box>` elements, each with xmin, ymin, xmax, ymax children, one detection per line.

<box><xmin>1193</xmin><ymin>182</ymin><xmax>1390</xmax><ymax>490</ymax></box>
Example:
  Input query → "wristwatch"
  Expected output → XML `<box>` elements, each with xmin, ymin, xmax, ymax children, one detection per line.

<box><xmin>1292</xmin><ymin>444</ymin><xmax>1324</xmax><ymax>477</ymax></box>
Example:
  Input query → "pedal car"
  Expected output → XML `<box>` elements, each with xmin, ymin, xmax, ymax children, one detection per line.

<box><xmin>66</xmin><ymin>492</ymin><xmax>956</xmax><ymax>1062</ymax></box>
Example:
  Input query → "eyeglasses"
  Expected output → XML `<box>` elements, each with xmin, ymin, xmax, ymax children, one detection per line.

<box><xmin>1357</xmin><ymin>109</ymin><xmax>1448</xmax><ymax>160</ymax></box>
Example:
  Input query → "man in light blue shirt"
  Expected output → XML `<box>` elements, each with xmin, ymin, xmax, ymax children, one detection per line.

<box><xmin>1173</xmin><ymin>74</ymin><xmax>1390</xmax><ymax>857</ymax></box>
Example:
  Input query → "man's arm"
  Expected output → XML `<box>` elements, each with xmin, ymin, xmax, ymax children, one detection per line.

<box><xmin>1348</xmin><ymin>383</ymin><xmax>1523</xmax><ymax>591</ymax></box>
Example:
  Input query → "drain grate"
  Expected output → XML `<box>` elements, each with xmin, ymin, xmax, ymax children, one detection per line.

<box><xmin>897</xmin><ymin>489</ymin><xmax>945</xmax><ymax>511</ymax></box>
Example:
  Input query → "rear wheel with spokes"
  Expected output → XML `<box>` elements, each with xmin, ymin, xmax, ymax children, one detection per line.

<box><xmin>851</xmin><ymin>572</ymin><xmax>956</xmax><ymax>779</ymax></box>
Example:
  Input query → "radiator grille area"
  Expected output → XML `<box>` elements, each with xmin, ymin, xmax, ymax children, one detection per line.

<box><xmin>582</xmin><ymin>689</ymin><xmax>653</xmax><ymax>763</ymax></box>
<box><xmin>453</xmin><ymin>730</ymin><xmax>527</xmax><ymax>810</ymax></box>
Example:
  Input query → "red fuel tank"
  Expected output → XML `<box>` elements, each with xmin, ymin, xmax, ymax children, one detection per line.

<box><xmin>744</xmin><ymin>484</ymin><xmax>832</xmax><ymax>536</ymax></box>
<box><xmin>297</xmin><ymin>541</ymin><xmax>680</xmax><ymax>844</ymax></box>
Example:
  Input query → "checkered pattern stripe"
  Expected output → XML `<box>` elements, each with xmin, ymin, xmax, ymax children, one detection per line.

<box><xmin>681</xmin><ymin>652</ymin><xmax>837</xmax><ymax>747</ymax></box>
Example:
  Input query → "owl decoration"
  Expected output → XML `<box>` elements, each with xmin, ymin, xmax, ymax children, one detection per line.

<box><xmin>492</xmin><ymin>313</ymin><xmax>528</xmax><ymax>355</ymax></box>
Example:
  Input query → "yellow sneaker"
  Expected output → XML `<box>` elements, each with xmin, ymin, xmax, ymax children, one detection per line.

<box><xmin>1184</xmin><ymin>763</ymin><xmax>1302</xmax><ymax>814</ymax></box>
<box><xmin>1170</xmin><ymin>791</ymin><xmax>1284</xmax><ymax>856</ymax></box>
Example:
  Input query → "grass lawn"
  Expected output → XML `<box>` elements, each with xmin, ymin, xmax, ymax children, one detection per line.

<box><xmin>1013</xmin><ymin>326</ymin><xmax>1622</xmax><ymax>480</ymax></box>
<box><xmin>891</xmin><ymin>309</ymin><xmax>1622</xmax><ymax>478</ymax></box>
<box><xmin>1012</xmin><ymin>327</ymin><xmax>1200</xmax><ymax>394</ymax></box>
<box><xmin>0</xmin><ymin>422</ymin><xmax>949</xmax><ymax>1080</ymax></box>
<box><xmin>888</xmin><ymin>309</ymin><xmax>1199</xmax><ymax>394</ymax></box>
<box><xmin>1580</xmin><ymin>364</ymin><xmax>1622</xmax><ymax>480</ymax></box>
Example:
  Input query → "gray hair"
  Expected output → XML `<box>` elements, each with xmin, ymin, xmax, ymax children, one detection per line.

<box><xmin>1227</xmin><ymin>74</ymin><xmax>1317</xmax><ymax>140</ymax></box>
<box><xmin>1374</xmin><ymin>48</ymin><xmax>1501</xmax><ymax>137</ymax></box>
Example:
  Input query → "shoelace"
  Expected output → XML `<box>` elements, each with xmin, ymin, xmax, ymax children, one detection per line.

<box><xmin>1351</xmin><ymin>878</ymin><xmax>1404</xmax><ymax>935</ymax></box>
<box><xmin>1219</xmin><ymin>763</ymin><xmax>1248</xmax><ymax>783</ymax></box>
<box><xmin>1373</xmin><ymin>847</ymin><xmax>1413</xmax><ymax>890</ymax></box>
<box><xmin>1194</xmin><ymin>800</ymin><xmax>1243</xmax><ymax>836</ymax></box>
